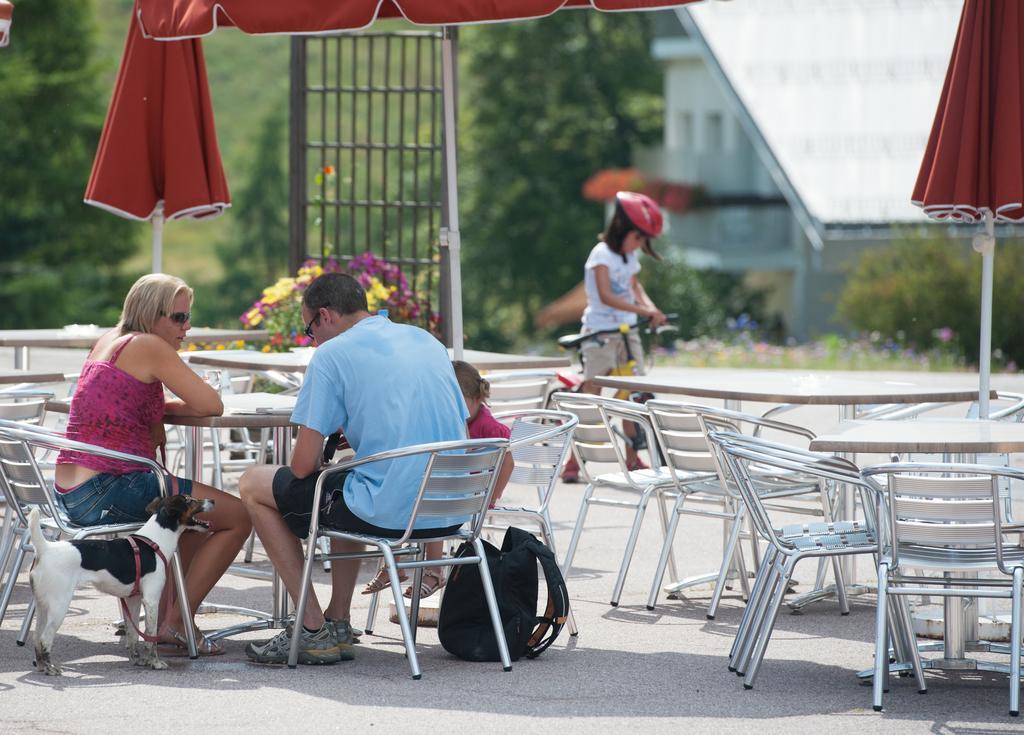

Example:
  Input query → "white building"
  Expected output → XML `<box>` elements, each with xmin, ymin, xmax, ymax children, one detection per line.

<box><xmin>644</xmin><ymin>0</ymin><xmax>964</xmax><ymax>339</ymax></box>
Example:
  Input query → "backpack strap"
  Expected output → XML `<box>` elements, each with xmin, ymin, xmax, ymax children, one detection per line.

<box><xmin>521</xmin><ymin>536</ymin><xmax>570</xmax><ymax>658</ymax></box>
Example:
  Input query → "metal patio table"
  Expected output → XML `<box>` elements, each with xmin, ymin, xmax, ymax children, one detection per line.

<box><xmin>0</xmin><ymin>369</ymin><xmax>66</xmax><ymax>385</ymax></box>
<box><xmin>187</xmin><ymin>347</ymin><xmax>568</xmax><ymax>374</ymax></box>
<box><xmin>812</xmin><ymin>418</ymin><xmax>1024</xmax><ymax>675</ymax></box>
<box><xmin>0</xmin><ymin>326</ymin><xmax>268</xmax><ymax>369</ymax></box>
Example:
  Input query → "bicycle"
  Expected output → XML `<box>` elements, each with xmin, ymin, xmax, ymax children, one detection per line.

<box><xmin>553</xmin><ymin>316</ymin><xmax>677</xmax><ymax>481</ymax></box>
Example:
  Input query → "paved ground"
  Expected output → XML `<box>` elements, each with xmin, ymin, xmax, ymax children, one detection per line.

<box><xmin>2</xmin><ymin>347</ymin><xmax>1023</xmax><ymax>734</ymax></box>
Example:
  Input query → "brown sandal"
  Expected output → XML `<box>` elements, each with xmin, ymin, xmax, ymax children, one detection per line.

<box><xmin>361</xmin><ymin>566</ymin><xmax>407</xmax><ymax>595</ymax></box>
<box><xmin>156</xmin><ymin>628</ymin><xmax>224</xmax><ymax>657</ymax></box>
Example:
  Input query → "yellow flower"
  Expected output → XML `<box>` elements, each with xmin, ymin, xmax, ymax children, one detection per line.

<box><xmin>261</xmin><ymin>344</ymin><xmax>272</xmax><ymax>353</ymax></box>
<box><xmin>216</xmin><ymin>343</ymin><xmax>226</xmax><ymax>351</ymax></box>
<box><xmin>365</xmin><ymin>277</ymin><xmax>392</xmax><ymax>311</ymax></box>
<box><xmin>262</xmin><ymin>277</ymin><xmax>297</xmax><ymax>305</ymax></box>
<box><xmin>245</xmin><ymin>308</ymin><xmax>264</xmax><ymax>326</ymax></box>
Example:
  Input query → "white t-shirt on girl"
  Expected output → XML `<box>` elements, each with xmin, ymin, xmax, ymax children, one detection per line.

<box><xmin>581</xmin><ymin>241</ymin><xmax>641</xmax><ymax>332</ymax></box>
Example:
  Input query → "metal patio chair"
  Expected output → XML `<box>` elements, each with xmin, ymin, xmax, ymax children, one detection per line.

<box><xmin>707</xmin><ymin>431</ymin><xmax>890</xmax><ymax>690</ymax></box>
<box><xmin>483</xmin><ymin>370</ymin><xmax>556</xmax><ymax>413</ymax></box>
<box><xmin>550</xmin><ymin>391</ymin><xmax>688</xmax><ymax>607</ymax></box>
<box><xmin>361</xmin><ymin>409</ymin><xmax>580</xmax><ymax>636</ymax></box>
<box><xmin>0</xmin><ymin>419</ymin><xmax>197</xmax><ymax>657</ymax></box>
<box><xmin>646</xmin><ymin>401</ymin><xmax>827</xmax><ymax>618</ymax></box>
<box><xmin>695</xmin><ymin>403</ymin><xmax>859</xmax><ymax>615</ymax></box>
<box><xmin>0</xmin><ymin>391</ymin><xmax>53</xmax><ymax>581</ymax></box>
<box><xmin>289</xmin><ymin>437</ymin><xmax>510</xmax><ymax>678</ymax></box>
<box><xmin>485</xmin><ymin>409</ymin><xmax>578</xmax><ymax>632</ymax></box>
<box><xmin>861</xmin><ymin>462</ymin><xmax>1024</xmax><ymax>716</ymax></box>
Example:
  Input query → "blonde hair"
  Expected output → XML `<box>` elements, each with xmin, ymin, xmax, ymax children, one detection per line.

<box><xmin>116</xmin><ymin>273</ymin><xmax>193</xmax><ymax>335</ymax></box>
<box><xmin>452</xmin><ymin>360</ymin><xmax>490</xmax><ymax>402</ymax></box>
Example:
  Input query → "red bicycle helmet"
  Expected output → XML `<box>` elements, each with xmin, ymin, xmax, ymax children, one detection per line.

<box><xmin>616</xmin><ymin>191</ymin><xmax>663</xmax><ymax>238</ymax></box>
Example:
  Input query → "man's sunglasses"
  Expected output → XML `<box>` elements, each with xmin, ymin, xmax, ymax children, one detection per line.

<box><xmin>304</xmin><ymin>312</ymin><xmax>321</xmax><ymax>339</ymax></box>
<box><xmin>168</xmin><ymin>312</ymin><xmax>191</xmax><ymax>325</ymax></box>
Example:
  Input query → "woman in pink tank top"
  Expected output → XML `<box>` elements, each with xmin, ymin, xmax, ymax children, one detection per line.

<box><xmin>55</xmin><ymin>274</ymin><xmax>252</xmax><ymax>656</ymax></box>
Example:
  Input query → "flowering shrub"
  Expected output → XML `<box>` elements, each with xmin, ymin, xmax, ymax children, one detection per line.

<box><xmin>182</xmin><ymin>339</ymin><xmax>247</xmax><ymax>353</ymax></box>
<box><xmin>240</xmin><ymin>254</ymin><xmax>437</xmax><ymax>351</ymax></box>
<box><xmin>658</xmin><ymin>332</ymin><xmax>973</xmax><ymax>372</ymax></box>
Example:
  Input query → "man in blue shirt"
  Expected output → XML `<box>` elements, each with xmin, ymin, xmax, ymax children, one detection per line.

<box><xmin>239</xmin><ymin>272</ymin><xmax>468</xmax><ymax>665</ymax></box>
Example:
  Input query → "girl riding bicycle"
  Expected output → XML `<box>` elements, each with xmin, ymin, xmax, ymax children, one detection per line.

<box><xmin>562</xmin><ymin>191</ymin><xmax>667</xmax><ymax>483</ymax></box>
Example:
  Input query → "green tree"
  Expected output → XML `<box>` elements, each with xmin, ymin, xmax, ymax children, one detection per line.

<box><xmin>837</xmin><ymin>231</ymin><xmax>1024</xmax><ymax>367</ymax></box>
<box><xmin>838</xmin><ymin>234</ymin><xmax>974</xmax><ymax>352</ymax></box>
<box><xmin>207</xmin><ymin>106</ymin><xmax>289</xmax><ymax>325</ymax></box>
<box><xmin>0</xmin><ymin>0</ymin><xmax>137</xmax><ymax>327</ymax></box>
<box><xmin>643</xmin><ymin>259</ymin><xmax>766</xmax><ymax>341</ymax></box>
<box><xmin>458</xmin><ymin>13</ymin><xmax>664</xmax><ymax>349</ymax></box>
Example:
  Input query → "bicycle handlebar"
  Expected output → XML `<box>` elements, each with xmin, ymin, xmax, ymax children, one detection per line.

<box><xmin>557</xmin><ymin>314</ymin><xmax>678</xmax><ymax>352</ymax></box>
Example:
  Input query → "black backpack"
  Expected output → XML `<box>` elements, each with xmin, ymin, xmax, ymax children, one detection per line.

<box><xmin>438</xmin><ymin>527</ymin><xmax>569</xmax><ymax>662</ymax></box>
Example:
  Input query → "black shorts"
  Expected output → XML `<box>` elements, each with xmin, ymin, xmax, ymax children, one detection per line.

<box><xmin>271</xmin><ymin>467</ymin><xmax>462</xmax><ymax>540</ymax></box>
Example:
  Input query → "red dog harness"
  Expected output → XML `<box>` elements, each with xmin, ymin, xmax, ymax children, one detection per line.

<box><xmin>118</xmin><ymin>534</ymin><xmax>169</xmax><ymax>643</ymax></box>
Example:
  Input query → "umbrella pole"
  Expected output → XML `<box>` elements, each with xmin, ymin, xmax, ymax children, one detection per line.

<box><xmin>975</xmin><ymin>210</ymin><xmax>995</xmax><ymax>419</ymax></box>
<box><xmin>441</xmin><ymin>26</ymin><xmax>463</xmax><ymax>360</ymax></box>
<box><xmin>152</xmin><ymin>201</ymin><xmax>165</xmax><ymax>274</ymax></box>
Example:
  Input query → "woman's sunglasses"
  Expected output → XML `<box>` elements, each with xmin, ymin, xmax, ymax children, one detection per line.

<box><xmin>168</xmin><ymin>311</ymin><xmax>191</xmax><ymax>325</ymax></box>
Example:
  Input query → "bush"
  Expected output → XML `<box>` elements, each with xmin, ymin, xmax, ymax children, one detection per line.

<box><xmin>642</xmin><ymin>257</ymin><xmax>769</xmax><ymax>341</ymax></box>
<box><xmin>837</xmin><ymin>231</ymin><xmax>1024</xmax><ymax>369</ymax></box>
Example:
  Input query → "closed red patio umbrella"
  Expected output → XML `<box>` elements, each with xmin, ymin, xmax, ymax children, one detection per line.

<box><xmin>99</xmin><ymin>0</ymin><xmax>701</xmax><ymax>352</ymax></box>
<box><xmin>85</xmin><ymin>17</ymin><xmax>229</xmax><ymax>272</ymax></box>
<box><xmin>912</xmin><ymin>0</ymin><xmax>1024</xmax><ymax>417</ymax></box>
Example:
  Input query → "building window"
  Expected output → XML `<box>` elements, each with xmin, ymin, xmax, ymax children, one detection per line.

<box><xmin>676</xmin><ymin>111</ymin><xmax>694</xmax><ymax>151</ymax></box>
<box><xmin>705</xmin><ymin>111</ymin><xmax>724</xmax><ymax>152</ymax></box>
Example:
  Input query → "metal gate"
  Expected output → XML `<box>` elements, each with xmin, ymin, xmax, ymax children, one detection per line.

<box><xmin>289</xmin><ymin>31</ymin><xmax>445</xmax><ymax>331</ymax></box>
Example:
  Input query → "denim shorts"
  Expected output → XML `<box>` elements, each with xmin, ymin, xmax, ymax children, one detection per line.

<box><xmin>56</xmin><ymin>471</ymin><xmax>193</xmax><ymax>527</ymax></box>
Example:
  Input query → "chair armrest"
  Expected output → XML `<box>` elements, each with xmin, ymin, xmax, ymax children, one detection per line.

<box><xmin>491</xmin><ymin>409</ymin><xmax>578</xmax><ymax>449</ymax></box>
<box><xmin>321</xmin><ymin>437</ymin><xmax>508</xmax><ymax>478</ymax></box>
<box><xmin>0</xmin><ymin>419</ymin><xmax>174</xmax><ymax>497</ymax></box>
<box><xmin>483</xmin><ymin>370</ymin><xmax>557</xmax><ymax>381</ymax></box>
<box><xmin>0</xmin><ymin>390</ymin><xmax>55</xmax><ymax>399</ymax></box>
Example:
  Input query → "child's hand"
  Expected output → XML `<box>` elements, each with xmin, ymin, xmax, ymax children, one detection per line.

<box><xmin>646</xmin><ymin>308</ymin><xmax>667</xmax><ymax>328</ymax></box>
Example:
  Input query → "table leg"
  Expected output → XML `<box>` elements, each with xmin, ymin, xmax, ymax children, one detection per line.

<box><xmin>197</xmin><ymin>423</ymin><xmax>294</xmax><ymax>640</ymax></box>
<box><xmin>786</xmin><ymin>404</ymin><xmax>873</xmax><ymax>612</ymax></box>
<box><xmin>185</xmin><ymin>426</ymin><xmax>203</xmax><ymax>482</ymax></box>
<box><xmin>663</xmin><ymin>398</ymin><xmax>749</xmax><ymax>600</ymax></box>
<box><xmin>858</xmin><ymin>587</ymin><xmax>1011</xmax><ymax>680</ymax></box>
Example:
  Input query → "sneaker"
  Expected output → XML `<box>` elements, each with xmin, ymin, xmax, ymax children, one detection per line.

<box><xmin>325</xmin><ymin>618</ymin><xmax>356</xmax><ymax>660</ymax></box>
<box><xmin>333</xmin><ymin>619</ymin><xmax>363</xmax><ymax>643</ymax></box>
<box><xmin>245</xmin><ymin>623</ymin><xmax>344</xmax><ymax>665</ymax></box>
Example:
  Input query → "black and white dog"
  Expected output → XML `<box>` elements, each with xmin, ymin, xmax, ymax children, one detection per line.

<box><xmin>28</xmin><ymin>494</ymin><xmax>213</xmax><ymax>675</ymax></box>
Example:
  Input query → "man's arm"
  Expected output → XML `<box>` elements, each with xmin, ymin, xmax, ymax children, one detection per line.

<box><xmin>290</xmin><ymin>426</ymin><xmax>326</xmax><ymax>479</ymax></box>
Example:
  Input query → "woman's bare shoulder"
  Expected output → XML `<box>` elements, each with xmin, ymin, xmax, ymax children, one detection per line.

<box><xmin>123</xmin><ymin>333</ymin><xmax>178</xmax><ymax>360</ymax></box>
<box><xmin>88</xmin><ymin>330</ymin><xmax>130</xmax><ymax>361</ymax></box>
